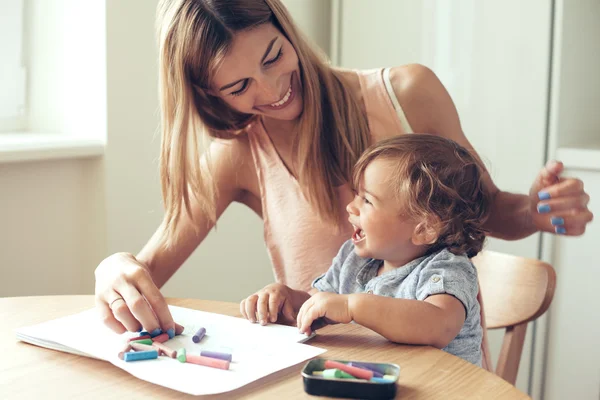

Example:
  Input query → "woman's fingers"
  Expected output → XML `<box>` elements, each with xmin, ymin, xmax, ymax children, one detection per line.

<box><xmin>537</xmin><ymin>192</ymin><xmax>590</xmax><ymax>213</ymax></box>
<box><xmin>108</xmin><ymin>289</ymin><xmax>143</xmax><ymax>332</ymax></box>
<box><xmin>118</xmin><ymin>284</ymin><xmax>160</xmax><ymax>333</ymax></box>
<box><xmin>95</xmin><ymin>294</ymin><xmax>126</xmax><ymax>334</ymax></box>
<box><xmin>535</xmin><ymin>177</ymin><xmax>593</xmax><ymax>235</ymax></box>
<box><xmin>538</xmin><ymin>177</ymin><xmax>584</xmax><ymax>200</ymax></box>
<box><xmin>134</xmin><ymin>271</ymin><xmax>174</xmax><ymax>335</ymax></box>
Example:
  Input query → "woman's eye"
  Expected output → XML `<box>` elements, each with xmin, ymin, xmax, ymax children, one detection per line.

<box><xmin>264</xmin><ymin>48</ymin><xmax>283</xmax><ymax>66</ymax></box>
<box><xmin>230</xmin><ymin>80</ymin><xmax>249</xmax><ymax>96</ymax></box>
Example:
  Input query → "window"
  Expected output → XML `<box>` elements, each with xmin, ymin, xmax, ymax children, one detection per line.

<box><xmin>0</xmin><ymin>0</ymin><xmax>27</xmax><ymax>132</ymax></box>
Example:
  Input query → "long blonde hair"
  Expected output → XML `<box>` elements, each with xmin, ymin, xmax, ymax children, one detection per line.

<box><xmin>156</xmin><ymin>0</ymin><xmax>369</xmax><ymax>246</ymax></box>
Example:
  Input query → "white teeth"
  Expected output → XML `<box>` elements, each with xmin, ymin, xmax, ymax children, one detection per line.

<box><xmin>270</xmin><ymin>85</ymin><xmax>292</xmax><ymax>107</ymax></box>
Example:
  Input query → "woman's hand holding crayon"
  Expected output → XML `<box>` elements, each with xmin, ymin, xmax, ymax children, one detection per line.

<box><xmin>94</xmin><ymin>252</ymin><xmax>175</xmax><ymax>336</ymax></box>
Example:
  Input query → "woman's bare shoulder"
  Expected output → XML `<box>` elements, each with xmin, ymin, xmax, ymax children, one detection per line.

<box><xmin>207</xmin><ymin>133</ymin><xmax>259</xmax><ymax>197</ymax></box>
<box><xmin>389</xmin><ymin>63</ymin><xmax>460</xmax><ymax>135</ymax></box>
<box><xmin>332</xmin><ymin>67</ymin><xmax>366</xmax><ymax>114</ymax></box>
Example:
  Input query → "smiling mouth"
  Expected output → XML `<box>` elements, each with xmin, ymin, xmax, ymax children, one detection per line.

<box><xmin>268</xmin><ymin>84</ymin><xmax>292</xmax><ymax>108</ymax></box>
<box><xmin>261</xmin><ymin>73</ymin><xmax>296</xmax><ymax>110</ymax></box>
<box><xmin>351</xmin><ymin>224</ymin><xmax>366</xmax><ymax>243</ymax></box>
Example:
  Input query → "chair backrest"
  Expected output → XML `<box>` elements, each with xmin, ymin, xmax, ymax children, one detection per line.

<box><xmin>472</xmin><ymin>250</ymin><xmax>557</xmax><ymax>385</ymax></box>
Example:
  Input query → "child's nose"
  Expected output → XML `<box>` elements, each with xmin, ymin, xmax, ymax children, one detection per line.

<box><xmin>346</xmin><ymin>198</ymin><xmax>359</xmax><ymax>215</ymax></box>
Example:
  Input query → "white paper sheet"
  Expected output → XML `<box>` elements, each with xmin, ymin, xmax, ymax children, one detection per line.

<box><xmin>15</xmin><ymin>305</ymin><xmax>326</xmax><ymax>395</ymax></box>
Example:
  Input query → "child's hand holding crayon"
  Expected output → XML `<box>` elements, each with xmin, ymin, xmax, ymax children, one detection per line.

<box><xmin>297</xmin><ymin>292</ymin><xmax>352</xmax><ymax>335</ymax></box>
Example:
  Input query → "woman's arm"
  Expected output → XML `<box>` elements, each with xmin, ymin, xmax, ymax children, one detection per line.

<box><xmin>95</xmin><ymin>135</ymin><xmax>259</xmax><ymax>333</ymax></box>
<box><xmin>389</xmin><ymin>64</ymin><xmax>593</xmax><ymax>240</ymax></box>
<box><xmin>349</xmin><ymin>293</ymin><xmax>465</xmax><ymax>348</ymax></box>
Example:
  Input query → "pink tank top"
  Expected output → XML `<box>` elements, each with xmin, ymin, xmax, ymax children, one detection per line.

<box><xmin>247</xmin><ymin>68</ymin><xmax>493</xmax><ymax>372</ymax></box>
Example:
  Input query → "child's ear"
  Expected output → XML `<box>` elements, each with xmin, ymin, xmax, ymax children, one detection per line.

<box><xmin>412</xmin><ymin>220</ymin><xmax>439</xmax><ymax>245</ymax></box>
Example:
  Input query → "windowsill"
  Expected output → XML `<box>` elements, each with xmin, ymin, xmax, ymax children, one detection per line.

<box><xmin>0</xmin><ymin>133</ymin><xmax>105</xmax><ymax>164</ymax></box>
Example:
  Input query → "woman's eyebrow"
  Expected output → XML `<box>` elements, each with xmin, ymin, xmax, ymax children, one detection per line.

<box><xmin>219</xmin><ymin>36</ymin><xmax>278</xmax><ymax>92</ymax></box>
<box><xmin>260</xmin><ymin>36</ymin><xmax>278</xmax><ymax>63</ymax></box>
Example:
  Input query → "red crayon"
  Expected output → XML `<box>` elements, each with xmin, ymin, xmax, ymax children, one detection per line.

<box><xmin>323</xmin><ymin>360</ymin><xmax>373</xmax><ymax>380</ymax></box>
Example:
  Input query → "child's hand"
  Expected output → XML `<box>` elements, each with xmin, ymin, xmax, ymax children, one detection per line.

<box><xmin>240</xmin><ymin>283</ymin><xmax>296</xmax><ymax>325</ymax></box>
<box><xmin>297</xmin><ymin>292</ymin><xmax>352</xmax><ymax>335</ymax></box>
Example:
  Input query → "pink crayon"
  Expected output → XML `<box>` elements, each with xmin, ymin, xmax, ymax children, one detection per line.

<box><xmin>324</xmin><ymin>360</ymin><xmax>373</xmax><ymax>380</ymax></box>
<box><xmin>152</xmin><ymin>342</ymin><xmax>177</xmax><ymax>358</ymax></box>
<box><xmin>186</xmin><ymin>354</ymin><xmax>230</xmax><ymax>370</ymax></box>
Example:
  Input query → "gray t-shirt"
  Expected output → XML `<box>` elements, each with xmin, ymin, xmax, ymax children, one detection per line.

<box><xmin>312</xmin><ymin>240</ymin><xmax>482</xmax><ymax>366</ymax></box>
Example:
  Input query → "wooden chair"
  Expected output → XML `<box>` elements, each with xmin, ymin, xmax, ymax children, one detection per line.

<box><xmin>472</xmin><ymin>250</ymin><xmax>557</xmax><ymax>385</ymax></box>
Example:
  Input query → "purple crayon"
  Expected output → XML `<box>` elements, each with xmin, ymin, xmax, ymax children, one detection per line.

<box><xmin>348</xmin><ymin>362</ymin><xmax>385</xmax><ymax>377</ymax></box>
<box><xmin>192</xmin><ymin>327</ymin><xmax>206</xmax><ymax>343</ymax></box>
<box><xmin>200</xmin><ymin>350</ymin><xmax>232</xmax><ymax>362</ymax></box>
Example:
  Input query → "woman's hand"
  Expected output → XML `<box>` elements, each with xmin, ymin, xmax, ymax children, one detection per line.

<box><xmin>94</xmin><ymin>252</ymin><xmax>175</xmax><ymax>336</ymax></box>
<box><xmin>296</xmin><ymin>292</ymin><xmax>352</xmax><ymax>335</ymax></box>
<box><xmin>530</xmin><ymin>160</ymin><xmax>593</xmax><ymax>236</ymax></box>
<box><xmin>240</xmin><ymin>283</ymin><xmax>297</xmax><ymax>325</ymax></box>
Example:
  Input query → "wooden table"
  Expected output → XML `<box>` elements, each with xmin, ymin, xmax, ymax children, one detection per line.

<box><xmin>0</xmin><ymin>296</ymin><xmax>529</xmax><ymax>399</ymax></box>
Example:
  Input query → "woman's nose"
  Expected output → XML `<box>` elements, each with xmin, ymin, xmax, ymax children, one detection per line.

<box><xmin>257</xmin><ymin>75</ymin><xmax>283</xmax><ymax>103</ymax></box>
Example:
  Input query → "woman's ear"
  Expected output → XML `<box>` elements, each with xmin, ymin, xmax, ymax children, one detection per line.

<box><xmin>412</xmin><ymin>220</ymin><xmax>439</xmax><ymax>246</ymax></box>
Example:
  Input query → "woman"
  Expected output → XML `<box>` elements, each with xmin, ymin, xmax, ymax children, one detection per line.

<box><xmin>94</xmin><ymin>0</ymin><xmax>592</xmax><ymax>367</ymax></box>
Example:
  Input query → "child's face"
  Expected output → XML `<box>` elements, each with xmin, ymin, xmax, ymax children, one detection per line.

<box><xmin>346</xmin><ymin>159</ymin><xmax>420</xmax><ymax>263</ymax></box>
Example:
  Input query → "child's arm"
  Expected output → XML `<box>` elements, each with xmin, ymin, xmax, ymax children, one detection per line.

<box><xmin>348</xmin><ymin>293</ymin><xmax>466</xmax><ymax>349</ymax></box>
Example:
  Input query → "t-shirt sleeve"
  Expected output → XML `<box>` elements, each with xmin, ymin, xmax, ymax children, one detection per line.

<box><xmin>312</xmin><ymin>240</ymin><xmax>354</xmax><ymax>294</ymax></box>
<box><xmin>415</xmin><ymin>252</ymin><xmax>479</xmax><ymax>313</ymax></box>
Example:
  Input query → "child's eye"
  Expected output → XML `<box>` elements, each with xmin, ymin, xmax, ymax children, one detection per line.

<box><xmin>362</xmin><ymin>196</ymin><xmax>372</xmax><ymax>205</ymax></box>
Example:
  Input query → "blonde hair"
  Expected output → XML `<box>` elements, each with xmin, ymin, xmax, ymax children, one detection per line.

<box><xmin>352</xmin><ymin>134</ymin><xmax>491</xmax><ymax>258</ymax></box>
<box><xmin>156</xmin><ymin>0</ymin><xmax>369</xmax><ymax>246</ymax></box>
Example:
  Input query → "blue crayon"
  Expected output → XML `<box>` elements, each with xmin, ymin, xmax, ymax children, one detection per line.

<box><xmin>370</xmin><ymin>377</ymin><xmax>395</xmax><ymax>384</ymax></box>
<box><xmin>123</xmin><ymin>349</ymin><xmax>158</xmax><ymax>362</ymax></box>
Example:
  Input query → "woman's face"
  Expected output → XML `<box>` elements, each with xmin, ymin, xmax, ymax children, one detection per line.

<box><xmin>210</xmin><ymin>23</ymin><xmax>303</xmax><ymax>121</ymax></box>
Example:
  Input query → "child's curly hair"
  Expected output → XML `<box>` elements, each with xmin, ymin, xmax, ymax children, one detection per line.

<box><xmin>352</xmin><ymin>134</ymin><xmax>491</xmax><ymax>258</ymax></box>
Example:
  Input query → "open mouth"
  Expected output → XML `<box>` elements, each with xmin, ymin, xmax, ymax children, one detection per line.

<box><xmin>351</xmin><ymin>224</ymin><xmax>366</xmax><ymax>243</ymax></box>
